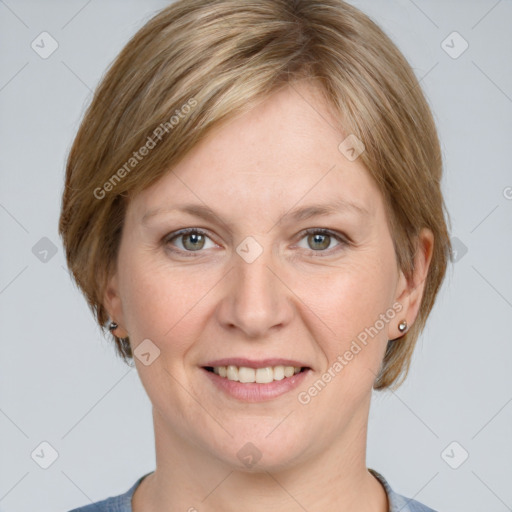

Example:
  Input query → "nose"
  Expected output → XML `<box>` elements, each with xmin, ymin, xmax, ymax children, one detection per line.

<box><xmin>215</xmin><ymin>244</ymin><xmax>294</xmax><ymax>338</ymax></box>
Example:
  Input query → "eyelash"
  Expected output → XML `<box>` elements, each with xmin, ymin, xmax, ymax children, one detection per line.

<box><xmin>163</xmin><ymin>227</ymin><xmax>350</xmax><ymax>258</ymax></box>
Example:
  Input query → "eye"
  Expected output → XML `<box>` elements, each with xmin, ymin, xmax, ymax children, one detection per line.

<box><xmin>163</xmin><ymin>227</ymin><xmax>349</xmax><ymax>257</ymax></box>
<box><xmin>164</xmin><ymin>228</ymin><xmax>217</xmax><ymax>253</ymax></box>
<box><xmin>295</xmin><ymin>228</ymin><xmax>348</xmax><ymax>254</ymax></box>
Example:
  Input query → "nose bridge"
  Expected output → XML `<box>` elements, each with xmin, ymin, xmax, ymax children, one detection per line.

<box><xmin>219</xmin><ymin>238</ymin><xmax>291</xmax><ymax>337</ymax></box>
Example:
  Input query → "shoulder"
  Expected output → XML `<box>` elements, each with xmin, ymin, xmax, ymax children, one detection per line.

<box><xmin>369</xmin><ymin>468</ymin><xmax>439</xmax><ymax>512</ymax></box>
<box><xmin>66</xmin><ymin>473</ymin><xmax>152</xmax><ymax>512</ymax></box>
<box><xmin>67</xmin><ymin>493</ymin><xmax>127</xmax><ymax>512</ymax></box>
<box><xmin>389</xmin><ymin>492</ymin><xmax>439</xmax><ymax>512</ymax></box>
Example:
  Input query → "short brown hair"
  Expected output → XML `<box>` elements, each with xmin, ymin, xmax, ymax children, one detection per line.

<box><xmin>59</xmin><ymin>0</ymin><xmax>452</xmax><ymax>390</ymax></box>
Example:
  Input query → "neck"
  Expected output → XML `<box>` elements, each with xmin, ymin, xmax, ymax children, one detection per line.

<box><xmin>133</xmin><ymin>399</ymin><xmax>388</xmax><ymax>512</ymax></box>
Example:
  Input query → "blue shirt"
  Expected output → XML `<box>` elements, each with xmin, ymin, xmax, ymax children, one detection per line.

<box><xmin>68</xmin><ymin>468</ymin><xmax>438</xmax><ymax>511</ymax></box>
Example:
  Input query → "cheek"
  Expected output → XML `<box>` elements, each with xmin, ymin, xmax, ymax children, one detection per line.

<box><xmin>300</xmin><ymin>247</ymin><xmax>398</xmax><ymax>397</ymax></box>
<box><xmin>118</xmin><ymin>249</ymin><xmax>218</xmax><ymax>350</ymax></box>
<box><xmin>312</xmin><ymin>260</ymin><xmax>396</xmax><ymax>346</ymax></box>
<box><xmin>293</xmin><ymin>258</ymin><xmax>396</xmax><ymax>422</ymax></box>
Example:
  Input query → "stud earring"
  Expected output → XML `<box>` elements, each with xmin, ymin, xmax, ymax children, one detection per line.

<box><xmin>398</xmin><ymin>320</ymin><xmax>407</xmax><ymax>333</ymax></box>
<box><xmin>109</xmin><ymin>321</ymin><xmax>119</xmax><ymax>331</ymax></box>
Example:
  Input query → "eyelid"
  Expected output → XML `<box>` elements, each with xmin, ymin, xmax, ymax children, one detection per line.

<box><xmin>164</xmin><ymin>227</ymin><xmax>212</xmax><ymax>243</ymax></box>
<box><xmin>293</xmin><ymin>228</ymin><xmax>350</xmax><ymax>254</ymax></box>
<box><xmin>163</xmin><ymin>227</ymin><xmax>350</xmax><ymax>256</ymax></box>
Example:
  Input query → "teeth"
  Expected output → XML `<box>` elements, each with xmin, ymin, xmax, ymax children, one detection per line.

<box><xmin>273</xmin><ymin>366</ymin><xmax>285</xmax><ymax>380</ymax></box>
<box><xmin>284</xmin><ymin>366</ymin><xmax>295</xmax><ymax>378</ymax></box>
<box><xmin>211</xmin><ymin>365</ymin><xmax>303</xmax><ymax>383</ymax></box>
<box><xmin>227</xmin><ymin>365</ymin><xmax>239</xmax><ymax>381</ymax></box>
<box><xmin>238</xmin><ymin>367</ymin><xmax>255</xmax><ymax>383</ymax></box>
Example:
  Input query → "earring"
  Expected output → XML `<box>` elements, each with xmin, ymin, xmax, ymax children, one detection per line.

<box><xmin>109</xmin><ymin>321</ymin><xmax>119</xmax><ymax>331</ymax></box>
<box><xmin>398</xmin><ymin>320</ymin><xmax>407</xmax><ymax>333</ymax></box>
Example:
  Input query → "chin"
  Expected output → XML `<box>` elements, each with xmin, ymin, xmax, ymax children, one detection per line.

<box><xmin>209</xmin><ymin>430</ymin><xmax>309</xmax><ymax>473</ymax></box>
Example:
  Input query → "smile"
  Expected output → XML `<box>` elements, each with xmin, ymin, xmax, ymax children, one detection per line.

<box><xmin>205</xmin><ymin>365</ymin><xmax>305</xmax><ymax>383</ymax></box>
<box><xmin>202</xmin><ymin>363</ymin><xmax>311</xmax><ymax>402</ymax></box>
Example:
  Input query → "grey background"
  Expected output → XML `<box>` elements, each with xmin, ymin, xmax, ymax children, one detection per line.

<box><xmin>0</xmin><ymin>1</ymin><xmax>511</xmax><ymax>511</ymax></box>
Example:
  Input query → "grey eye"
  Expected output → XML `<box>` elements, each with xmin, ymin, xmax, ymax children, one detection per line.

<box><xmin>296</xmin><ymin>230</ymin><xmax>342</xmax><ymax>252</ymax></box>
<box><xmin>306</xmin><ymin>232</ymin><xmax>332</xmax><ymax>250</ymax></box>
<box><xmin>181</xmin><ymin>232</ymin><xmax>206</xmax><ymax>251</ymax></box>
<box><xmin>167</xmin><ymin>229</ymin><xmax>216</xmax><ymax>252</ymax></box>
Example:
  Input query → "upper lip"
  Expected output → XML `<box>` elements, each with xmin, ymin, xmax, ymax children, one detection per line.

<box><xmin>202</xmin><ymin>358</ymin><xmax>310</xmax><ymax>369</ymax></box>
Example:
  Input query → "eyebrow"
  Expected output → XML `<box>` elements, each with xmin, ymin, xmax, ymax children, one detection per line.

<box><xmin>141</xmin><ymin>198</ymin><xmax>370</xmax><ymax>226</ymax></box>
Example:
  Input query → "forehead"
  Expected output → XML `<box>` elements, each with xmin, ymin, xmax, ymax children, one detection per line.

<box><xmin>130</xmin><ymin>81</ymin><xmax>381</xmax><ymax>222</ymax></box>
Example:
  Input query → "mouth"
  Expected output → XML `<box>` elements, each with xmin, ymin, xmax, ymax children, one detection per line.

<box><xmin>200</xmin><ymin>359</ymin><xmax>312</xmax><ymax>402</ymax></box>
<box><xmin>203</xmin><ymin>365</ymin><xmax>310</xmax><ymax>383</ymax></box>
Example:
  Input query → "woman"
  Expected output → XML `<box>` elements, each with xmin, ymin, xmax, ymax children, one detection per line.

<box><xmin>61</xmin><ymin>0</ymin><xmax>452</xmax><ymax>510</ymax></box>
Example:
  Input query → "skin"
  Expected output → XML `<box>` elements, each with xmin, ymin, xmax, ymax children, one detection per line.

<box><xmin>105</xmin><ymin>79</ymin><xmax>433</xmax><ymax>512</ymax></box>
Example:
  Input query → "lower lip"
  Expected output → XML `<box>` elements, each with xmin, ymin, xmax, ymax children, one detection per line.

<box><xmin>202</xmin><ymin>368</ymin><xmax>311</xmax><ymax>402</ymax></box>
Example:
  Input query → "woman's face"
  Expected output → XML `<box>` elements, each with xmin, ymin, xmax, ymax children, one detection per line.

<box><xmin>106</xmin><ymin>81</ymin><xmax>428</xmax><ymax>470</ymax></box>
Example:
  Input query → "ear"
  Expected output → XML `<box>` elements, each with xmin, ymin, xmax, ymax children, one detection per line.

<box><xmin>391</xmin><ymin>228</ymin><xmax>434</xmax><ymax>339</ymax></box>
<box><xmin>103</xmin><ymin>272</ymin><xmax>129</xmax><ymax>338</ymax></box>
